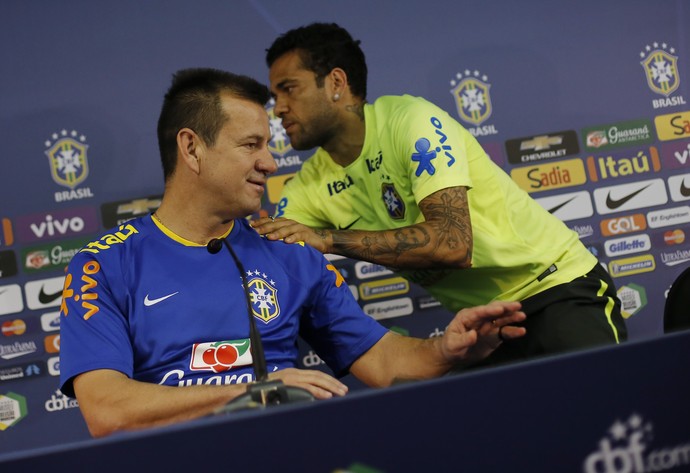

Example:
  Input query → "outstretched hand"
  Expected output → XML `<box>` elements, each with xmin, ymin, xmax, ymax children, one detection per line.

<box><xmin>441</xmin><ymin>301</ymin><xmax>526</xmax><ymax>365</ymax></box>
<box><xmin>251</xmin><ymin>217</ymin><xmax>331</xmax><ymax>254</ymax></box>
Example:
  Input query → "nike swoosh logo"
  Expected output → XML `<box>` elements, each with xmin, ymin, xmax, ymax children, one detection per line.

<box><xmin>38</xmin><ymin>286</ymin><xmax>63</xmax><ymax>304</ymax></box>
<box><xmin>338</xmin><ymin>217</ymin><xmax>361</xmax><ymax>230</ymax></box>
<box><xmin>680</xmin><ymin>179</ymin><xmax>690</xmax><ymax>197</ymax></box>
<box><xmin>144</xmin><ymin>292</ymin><xmax>179</xmax><ymax>307</ymax></box>
<box><xmin>605</xmin><ymin>184</ymin><xmax>652</xmax><ymax>210</ymax></box>
<box><xmin>547</xmin><ymin>196</ymin><xmax>577</xmax><ymax>214</ymax></box>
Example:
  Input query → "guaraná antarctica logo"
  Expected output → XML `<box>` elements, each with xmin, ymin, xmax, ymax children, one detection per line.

<box><xmin>44</xmin><ymin>129</ymin><xmax>95</xmax><ymax>202</ymax></box>
<box><xmin>449</xmin><ymin>70</ymin><xmax>498</xmax><ymax>137</ymax></box>
<box><xmin>583</xmin><ymin>413</ymin><xmax>690</xmax><ymax>473</ymax></box>
<box><xmin>639</xmin><ymin>42</ymin><xmax>686</xmax><ymax>109</ymax></box>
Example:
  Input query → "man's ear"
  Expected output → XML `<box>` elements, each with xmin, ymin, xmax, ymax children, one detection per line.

<box><xmin>177</xmin><ymin>128</ymin><xmax>202</xmax><ymax>174</ymax></box>
<box><xmin>328</xmin><ymin>67</ymin><xmax>348</xmax><ymax>100</ymax></box>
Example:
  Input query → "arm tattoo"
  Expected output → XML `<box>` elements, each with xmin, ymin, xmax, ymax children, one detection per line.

<box><xmin>329</xmin><ymin>187</ymin><xmax>472</xmax><ymax>268</ymax></box>
<box><xmin>420</xmin><ymin>187</ymin><xmax>473</xmax><ymax>265</ymax></box>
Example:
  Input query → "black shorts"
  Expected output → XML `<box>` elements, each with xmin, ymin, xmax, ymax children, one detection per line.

<box><xmin>474</xmin><ymin>263</ymin><xmax>627</xmax><ymax>367</ymax></box>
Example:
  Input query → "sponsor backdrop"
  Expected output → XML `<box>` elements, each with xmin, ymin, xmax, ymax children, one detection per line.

<box><xmin>0</xmin><ymin>0</ymin><xmax>688</xmax><ymax>455</ymax></box>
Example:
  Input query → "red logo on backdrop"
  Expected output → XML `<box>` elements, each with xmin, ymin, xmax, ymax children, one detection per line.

<box><xmin>664</xmin><ymin>229</ymin><xmax>685</xmax><ymax>245</ymax></box>
<box><xmin>2</xmin><ymin>319</ymin><xmax>26</xmax><ymax>336</ymax></box>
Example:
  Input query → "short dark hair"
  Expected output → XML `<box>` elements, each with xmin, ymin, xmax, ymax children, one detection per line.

<box><xmin>266</xmin><ymin>22</ymin><xmax>367</xmax><ymax>100</ymax></box>
<box><xmin>157</xmin><ymin>68</ymin><xmax>270</xmax><ymax>181</ymax></box>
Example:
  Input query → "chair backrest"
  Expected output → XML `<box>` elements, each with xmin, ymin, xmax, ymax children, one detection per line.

<box><xmin>664</xmin><ymin>265</ymin><xmax>690</xmax><ymax>333</ymax></box>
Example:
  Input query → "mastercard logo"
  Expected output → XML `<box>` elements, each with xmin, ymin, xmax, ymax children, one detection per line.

<box><xmin>1</xmin><ymin>319</ymin><xmax>27</xmax><ymax>336</ymax></box>
<box><xmin>664</xmin><ymin>229</ymin><xmax>686</xmax><ymax>245</ymax></box>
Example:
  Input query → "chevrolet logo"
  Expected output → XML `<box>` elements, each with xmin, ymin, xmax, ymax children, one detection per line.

<box><xmin>117</xmin><ymin>198</ymin><xmax>161</xmax><ymax>216</ymax></box>
<box><xmin>520</xmin><ymin>135</ymin><xmax>563</xmax><ymax>151</ymax></box>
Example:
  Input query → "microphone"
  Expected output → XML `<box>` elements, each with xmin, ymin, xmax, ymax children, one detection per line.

<box><xmin>207</xmin><ymin>238</ymin><xmax>223</xmax><ymax>254</ymax></box>
<box><xmin>206</xmin><ymin>237</ymin><xmax>314</xmax><ymax>412</ymax></box>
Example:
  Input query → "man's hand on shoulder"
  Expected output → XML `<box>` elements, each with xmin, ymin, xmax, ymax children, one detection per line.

<box><xmin>252</xmin><ymin>217</ymin><xmax>332</xmax><ymax>253</ymax></box>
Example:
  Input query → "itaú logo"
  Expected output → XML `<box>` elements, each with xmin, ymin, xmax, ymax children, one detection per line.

<box><xmin>583</xmin><ymin>413</ymin><xmax>690</xmax><ymax>473</ymax></box>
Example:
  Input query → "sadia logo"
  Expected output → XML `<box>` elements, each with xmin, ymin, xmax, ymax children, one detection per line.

<box><xmin>189</xmin><ymin>339</ymin><xmax>253</xmax><ymax>373</ymax></box>
<box><xmin>654</xmin><ymin>112</ymin><xmax>690</xmax><ymax>141</ymax></box>
<box><xmin>655</xmin><ymin>112</ymin><xmax>690</xmax><ymax>142</ymax></box>
<box><xmin>510</xmin><ymin>158</ymin><xmax>586</xmax><ymax>193</ymax></box>
<box><xmin>449</xmin><ymin>70</ymin><xmax>498</xmax><ymax>136</ymax></box>
<box><xmin>639</xmin><ymin>42</ymin><xmax>686</xmax><ymax>109</ymax></box>
<box><xmin>583</xmin><ymin>413</ymin><xmax>690</xmax><ymax>473</ymax></box>
<box><xmin>44</xmin><ymin>129</ymin><xmax>96</xmax><ymax>203</ymax></box>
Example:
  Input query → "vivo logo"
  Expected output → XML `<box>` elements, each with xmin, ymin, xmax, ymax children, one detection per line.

<box><xmin>15</xmin><ymin>207</ymin><xmax>98</xmax><ymax>243</ymax></box>
<box><xmin>30</xmin><ymin>215</ymin><xmax>84</xmax><ymax>238</ymax></box>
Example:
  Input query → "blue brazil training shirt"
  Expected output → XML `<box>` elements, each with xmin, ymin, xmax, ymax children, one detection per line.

<box><xmin>59</xmin><ymin>216</ymin><xmax>387</xmax><ymax>396</ymax></box>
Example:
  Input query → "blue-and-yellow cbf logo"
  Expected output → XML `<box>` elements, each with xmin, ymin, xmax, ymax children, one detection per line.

<box><xmin>266</xmin><ymin>99</ymin><xmax>292</xmax><ymax>157</ymax></box>
<box><xmin>381</xmin><ymin>183</ymin><xmax>405</xmax><ymax>220</ymax></box>
<box><xmin>248</xmin><ymin>276</ymin><xmax>280</xmax><ymax>323</ymax></box>
<box><xmin>450</xmin><ymin>71</ymin><xmax>493</xmax><ymax>126</ymax></box>
<box><xmin>45</xmin><ymin>130</ymin><xmax>89</xmax><ymax>189</ymax></box>
<box><xmin>640</xmin><ymin>43</ymin><xmax>680</xmax><ymax>97</ymax></box>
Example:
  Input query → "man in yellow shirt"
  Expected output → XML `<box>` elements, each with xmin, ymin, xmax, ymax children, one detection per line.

<box><xmin>253</xmin><ymin>22</ymin><xmax>626</xmax><ymax>366</ymax></box>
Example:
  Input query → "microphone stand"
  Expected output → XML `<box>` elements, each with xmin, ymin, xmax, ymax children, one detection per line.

<box><xmin>209</xmin><ymin>238</ymin><xmax>314</xmax><ymax>414</ymax></box>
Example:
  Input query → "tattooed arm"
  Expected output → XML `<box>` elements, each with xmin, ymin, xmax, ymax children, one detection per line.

<box><xmin>252</xmin><ymin>186</ymin><xmax>472</xmax><ymax>269</ymax></box>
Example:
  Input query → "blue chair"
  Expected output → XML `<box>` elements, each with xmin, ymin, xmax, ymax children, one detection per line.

<box><xmin>664</xmin><ymin>266</ymin><xmax>690</xmax><ymax>333</ymax></box>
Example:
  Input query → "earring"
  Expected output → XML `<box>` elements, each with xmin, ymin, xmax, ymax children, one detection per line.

<box><xmin>333</xmin><ymin>93</ymin><xmax>340</xmax><ymax>101</ymax></box>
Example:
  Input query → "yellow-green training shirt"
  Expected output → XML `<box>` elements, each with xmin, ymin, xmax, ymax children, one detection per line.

<box><xmin>275</xmin><ymin>95</ymin><xmax>596</xmax><ymax>310</ymax></box>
